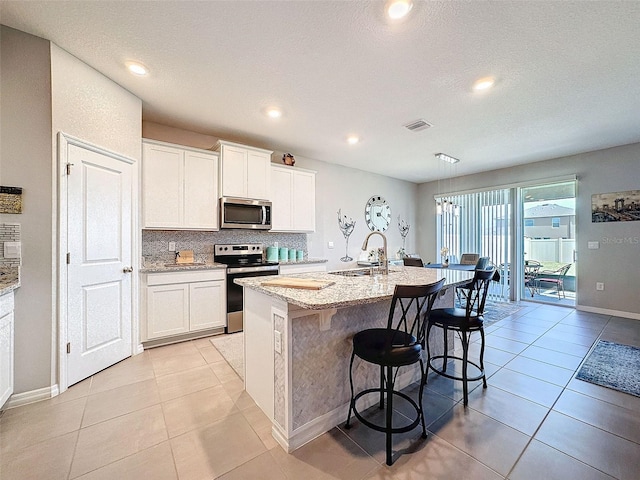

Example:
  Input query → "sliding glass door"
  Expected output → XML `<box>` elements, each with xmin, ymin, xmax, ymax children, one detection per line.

<box><xmin>520</xmin><ymin>181</ymin><xmax>576</xmax><ymax>306</ymax></box>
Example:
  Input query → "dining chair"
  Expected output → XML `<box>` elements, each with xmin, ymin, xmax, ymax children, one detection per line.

<box><xmin>524</xmin><ymin>260</ymin><xmax>541</xmax><ymax>297</ymax></box>
<box><xmin>536</xmin><ymin>263</ymin><xmax>571</xmax><ymax>299</ymax></box>
<box><xmin>403</xmin><ymin>257</ymin><xmax>424</xmax><ymax>267</ymax></box>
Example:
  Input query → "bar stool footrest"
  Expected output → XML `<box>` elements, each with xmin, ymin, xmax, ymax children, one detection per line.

<box><xmin>350</xmin><ymin>388</ymin><xmax>422</xmax><ymax>435</ymax></box>
<box><xmin>428</xmin><ymin>354</ymin><xmax>485</xmax><ymax>382</ymax></box>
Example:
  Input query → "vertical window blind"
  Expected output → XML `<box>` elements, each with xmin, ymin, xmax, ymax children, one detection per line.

<box><xmin>436</xmin><ymin>188</ymin><xmax>511</xmax><ymax>299</ymax></box>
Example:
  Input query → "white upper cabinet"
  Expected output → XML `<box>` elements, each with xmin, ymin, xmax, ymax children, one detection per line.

<box><xmin>142</xmin><ymin>140</ymin><xmax>218</xmax><ymax>230</ymax></box>
<box><xmin>271</xmin><ymin>165</ymin><xmax>316</xmax><ymax>232</ymax></box>
<box><xmin>216</xmin><ymin>140</ymin><xmax>272</xmax><ymax>200</ymax></box>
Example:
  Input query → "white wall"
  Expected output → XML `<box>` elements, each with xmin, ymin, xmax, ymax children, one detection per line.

<box><xmin>0</xmin><ymin>26</ymin><xmax>142</xmax><ymax>395</ymax></box>
<box><xmin>143</xmin><ymin>121</ymin><xmax>419</xmax><ymax>270</ymax></box>
<box><xmin>417</xmin><ymin>142</ymin><xmax>640</xmax><ymax>317</ymax></box>
<box><xmin>0</xmin><ymin>26</ymin><xmax>54</xmax><ymax>392</ymax></box>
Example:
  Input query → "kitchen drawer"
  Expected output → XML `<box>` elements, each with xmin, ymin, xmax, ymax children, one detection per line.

<box><xmin>146</xmin><ymin>270</ymin><xmax>225</xmax><ymax>286</ymax></box>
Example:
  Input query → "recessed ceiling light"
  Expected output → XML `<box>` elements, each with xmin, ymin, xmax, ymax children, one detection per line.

<box><xmin>126</xmin><ymin>62</ymin><xmax>148</xmax><ymax>76</ymax></box>
<box><xmin>473</xmin><ymin>76</ymin><xmax>495</xmax><ymax>91</ymax></box>
<box><xmin>435</xmin><ymin>153</ymin><xmax>460</xmax><ymax>164</ymax></box>
<box><xmin>347</xmin><ymin>136</ymin><xmax>360</xmax><ymax>145</ymax></box>
<box><xmin>386</xmin><ymin>0</ymin><xmax>413</xmax><ymax>19</ymax></box>
<box><xmin>266</xmin><ymin>108</ymin><xmax>282</xmax><ymax>119</ymax></box>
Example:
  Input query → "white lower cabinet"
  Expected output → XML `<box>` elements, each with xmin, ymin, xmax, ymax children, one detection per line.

<box><xmin>143</xmin><ymin>270</ymin><xmax>226</xmax><ymax>341</ymax></box>
<box><xmin>0</xmin><ymin>291</ymin><xmax>15</xmax><ymax>408</ymax></box>
<box><xmin>279</xmin><ymin>263</ymin><xmax>327</xmax><ymax>275</ymax></box>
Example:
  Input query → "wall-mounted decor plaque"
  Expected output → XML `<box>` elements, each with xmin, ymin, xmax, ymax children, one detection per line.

<box><xmin>592</xmin><ymin>189</ymin><xmax>640</xmax><ymax>222</ymax></box>
<box><xmin>0</xmin><ymin>186</ymin><xmax>23</xmax><ymax>214</ymax></box>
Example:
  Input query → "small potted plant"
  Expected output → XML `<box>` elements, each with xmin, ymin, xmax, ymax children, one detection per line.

<box><xmin>440</xmin><ymin>247</ymin><xmax>449</xmax><ymax>267</ymax></box>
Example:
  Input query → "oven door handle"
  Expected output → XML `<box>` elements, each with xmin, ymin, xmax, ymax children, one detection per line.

<box><xmin>227</xmin><ymin>265</ymin><xmax>279</xmax><ymax>274</ymax></box>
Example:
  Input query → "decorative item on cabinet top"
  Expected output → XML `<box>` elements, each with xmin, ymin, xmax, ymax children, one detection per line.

<box><xmin>282</xmin><ymin>153</ymin><xmax>295</xmax><ymax>166</ymax></box>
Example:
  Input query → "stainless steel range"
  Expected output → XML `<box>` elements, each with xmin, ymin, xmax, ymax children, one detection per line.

<box><xmin>214</xmin><ymin>244</ymin><xmax>279</xmax><ymax>333</ymax></box>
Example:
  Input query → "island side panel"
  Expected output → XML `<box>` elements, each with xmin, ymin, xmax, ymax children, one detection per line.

<box><xmin>244</xmin><ymin>287</ymin><xmax>286</xmax><ymax>420</ymax></box>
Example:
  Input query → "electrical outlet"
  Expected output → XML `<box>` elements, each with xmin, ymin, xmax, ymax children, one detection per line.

<box><xmin>274</xmin><ymin>330</ymin><xmax>282</xmax><ymax>354</ymax></box>
<box><xmin>588</xmin><ymin>241</ymin><xmax>599</xmax><ymax>249</ymax></box>
<box><xmin>596</xmin><ymin>282</ymin><xmax>605</xmax><ymax>291</ymax></box>
<box><xmin>168</xmin><ymin>241</ymin><xmax>176</xmax><ymax>252</ymax></box>
<box><xmin>328</xmin><ymin>241</ymin><xmax>334</xmax><ymax>249</ymax></box>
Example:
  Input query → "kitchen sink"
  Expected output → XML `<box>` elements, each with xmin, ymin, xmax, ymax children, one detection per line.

<box><xmin>329</xmin><ymin>268</ymin><xmax>396</xmax><ymax>277</ymax></box>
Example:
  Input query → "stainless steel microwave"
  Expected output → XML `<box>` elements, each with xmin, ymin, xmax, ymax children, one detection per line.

<box><xmin>220</xmin><ymin>197</ymin><xmax>272</xmax><ymax>230</ymax></box>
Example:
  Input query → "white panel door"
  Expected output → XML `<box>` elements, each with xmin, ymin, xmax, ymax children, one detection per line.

<box><xmin>189</xmin><ymin>281</ymin><xmax>225</xmax><ymax>331</ymax></box>
<box><xmin>184</xmin><ymin>151</ymin><xmax>218</xmax><ymax>229</ymax></box>
<box><xmin>67</xmin><ymin>144</ymin><xmax>133</xmax><ymax>385</ymax></box>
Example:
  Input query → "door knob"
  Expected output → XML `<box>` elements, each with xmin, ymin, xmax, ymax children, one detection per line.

<box><xmin>123</xmin><ymin>266</ymin><xmax>133</xmax><ymax>273</ymax></box>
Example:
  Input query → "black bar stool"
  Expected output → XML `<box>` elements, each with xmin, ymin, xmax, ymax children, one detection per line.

<box><xmin>425</xmin><ymin>268</ymin><xmax>495</xmax><ymax>406</ymax></box>
<box><xmin>345</xmin><ymin>279</ymin><xmax>445</xmax><ymax>465</ymax></box>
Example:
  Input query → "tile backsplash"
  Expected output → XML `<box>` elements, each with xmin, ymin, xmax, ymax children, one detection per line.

<box><xmin>142</xmin><ymin>229</ymin><xmax>307</xmax><ymax>264</ymax></box>
<box><xmin>0</xmin><ymin>223</ymin><xmax>21</xmax><ymax>267</ymax></box>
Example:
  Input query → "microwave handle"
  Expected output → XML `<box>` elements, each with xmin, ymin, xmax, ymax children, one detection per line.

<box><xmin>261</xmin><ymin>205</ymin><xmax>266</xmax><ymax>225</ymax></box>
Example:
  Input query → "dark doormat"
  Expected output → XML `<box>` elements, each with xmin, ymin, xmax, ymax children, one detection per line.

<box><xmin>576</xmin><ymin>340</ymin><xmax>640</xmax><ymax>397</ymax></box>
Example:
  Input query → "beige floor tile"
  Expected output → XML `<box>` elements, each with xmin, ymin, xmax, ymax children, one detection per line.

<box><xmin>50</xmin><ymin>377</ymin><xmax>92</xmax><ymax>405</ymax></box>
<box><xmin>0</xmin><ymin>431</ymin><xmax>77</xmax><ymax>480</ymax></box>
<box><xmin>503</xmin><ymin>355</ymin><xmax>574</xmax><ymax>387</ymax></box>
<box><xmin>156</xmin><ymin>364</ymin><xmax>220</xmax><ymax>402</ymax></box>
<box><xmin>198</xmin><ymin>345</ymin><xmax>224</xmax><ymax>364</ymax></box>
<box><xmin>535</xmin><ymin>411</ymin><xmax>640</xmax><ymax>480</ymax></box>
<box><xmin>519</xmin><ymin>345</ymin><xmax>583</xmax><ymax>370</ymax></box>
<box><xmin>510</xmin><ymin>440</ymin><xmax>615</xmax><ymax>480</ymax></box>
<box><xmin>488</xmin><ymin>368</ymin><xmax>563</xmax><ymax>407</ymax></box>
<box><xmin>217</xmin><ymin>450</ymin><xmax>288</xmax><ymax>480</ymax></box>
<box><xmin>74</xmin><ymin>441</ymin><xmax>178</xmax><ymax>480</ymax></box>
<box><xmin>241</xmin><ymin>404</ymin><xmax>279</xmax><ymax>450</ymax></box>
<box><xmin>532</xmin><ymin>336</ymin><xmax>591</xmax><ymax>357</ymax></box>
<box><xmin>269</xmin><ymin>443</ymin><xmax>339</xmax><ymax>480</ymax></box>
<box><xmin>82</xmin><ymin>378</ymin><xmax>160</xmax><ymax>427</ymax></box>
<box><xmin>70</xmin><ymin>404</ymin><xmax>167</xmax><ymax>478</ymax></box>
<box><xmin>220</xmin><ymin>376</ymin><xmax>245</xmax><ymax>396</ymax></box>
<box><xmin>365</xmin><ymin>433</ymin><xmax>502</xmax><ymax>480</ymax></box>
<box><xmin>147</xmin><ymin>340</ymin><xmax>200</xmax><ymax>359</ymax></box>
<box><xmin>553</xmin><ymin>389</ymin><xmax>640</xmax><ymax>444</ymax></box>
<box><xmin>210</xmin><ymin>360</ymin><xmax>243</xmax><ymax>383</ymax></box>
<box><xmin>0</xmin><ymin>397</ymin><xmax>86</xmax><ymax>455</ymax></box>
<box><xmin>170</xmin><ymin>412</ymin><xmax>266</xmax><ymax>479</ymax></box>
<box><xmin>191</xmin><ymin>336</ymin><xmax>217</xmax><ymax>350</ymax></box>
<box><xmin>566</xmin><ymin>377</ymin><xmax>640</xmax><ymax>411</ymax></box>
<box><xmin>151</xmin><ymin>351</ymin><xmax>207</xmax><ymax>377</ymax></box>
<box><xmin>162</xmin><ymin>384</ymin><xmax>239</xmax><ymax>438</ymax></box>
<box><xmin>466</xmin><ymin>383</ymin><xmax>548</xmax><ymax>435</ymax></box>
<box><xmin>429</xmin><ymin>403</ymin><xmax>530</xmax><ymax>476</ymax></box>
<box><xmin>90</xmin><ymin>352</ymin><xmax>156</xmax><ymax>395</ymax></box>
<box><xmin>288</xmin><ymin>429</ymin><xmax>379</xmax><ymax>480</ymax></box>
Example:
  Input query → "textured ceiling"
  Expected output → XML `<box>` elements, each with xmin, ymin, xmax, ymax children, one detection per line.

<box><xmin>2</xmin><ymin>1</ymin><xmax>640</xmax><ymax>183</ymax></box>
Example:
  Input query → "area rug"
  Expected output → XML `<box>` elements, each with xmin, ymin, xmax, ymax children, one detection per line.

<box><xmin>210</xmin><ymin>332</ymin><xmax>244</xmax><ymax>380</ymax></box>
<box><xmin>576</xmin><ymin>340</ymin><xmax>640</xmax><ymax>397</ymax></box>
<box><xmin>482</xmin><ymin>299</ymin><xmax>522</xmax><ymax>326</ymax></box>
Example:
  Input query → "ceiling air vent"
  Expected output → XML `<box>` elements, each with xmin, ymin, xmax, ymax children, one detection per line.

<box><xmin>403</xmin><ymin>119</ymin><xmax>432</xmax><ymax>132</ymax></box>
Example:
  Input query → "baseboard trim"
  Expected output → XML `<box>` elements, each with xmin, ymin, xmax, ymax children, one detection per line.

<box><xmin>275</xmin><ymin>369</ymin><xmax>418</xmax><ymax>452</ymax></box>
<box><xmin>3</xmin><ymin>384</ymin><xmax>59</xmax><ymax>410</ymax></box>
<box><xmin>576</xmin><ymin>304</ymin><xmax>640</xmax><ymax>320</ymax></box>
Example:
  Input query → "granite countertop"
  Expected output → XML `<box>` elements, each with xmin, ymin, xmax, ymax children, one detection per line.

<box><xmin>140</xmin><ymin>262</ymin><xmax>227</xmax><ymax>274</ymax></box>
<box><xmin>278</xmin><ymin>258</ymin><xmax>328</xmax><ymax>266</ymax></box>
<box><xmin>0</xmin><ymin>267</ymin><xmax>20</xmax><ymax>296</ymax></box>
<box><xmin>235</xmin><ymin>266</ymin><xmax>475</xmax><ymax>310</ymax></box>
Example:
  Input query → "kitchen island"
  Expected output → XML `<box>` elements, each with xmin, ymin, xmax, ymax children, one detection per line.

<box><xmin>235</xmin><ymin>266</ymin><xmax>475</xmax><ymax>452</ymax></box>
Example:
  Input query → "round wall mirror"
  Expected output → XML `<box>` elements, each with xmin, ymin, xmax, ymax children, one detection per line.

<box><xmin>365</xmin><ymin>195</ymin><xmax>391</xmax><ymax>232</ymax></box>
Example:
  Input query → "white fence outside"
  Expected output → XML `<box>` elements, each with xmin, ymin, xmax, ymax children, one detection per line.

<box><xmin>525</xmin><ymin>238</ymin><xmax>575</xmax><ymax>263</ymax></box>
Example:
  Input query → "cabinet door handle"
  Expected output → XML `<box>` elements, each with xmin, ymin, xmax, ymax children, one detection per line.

<box><xmin>123</xmin><ymin>266</ymin><xmax>133</xmax><ymax>273</ymax></box>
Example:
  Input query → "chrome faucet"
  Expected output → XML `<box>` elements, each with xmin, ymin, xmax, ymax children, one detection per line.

<box><xmin>361</xmin><ymin>231</ymin><xmax>389</xmax><ymax>275</ymax></box>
